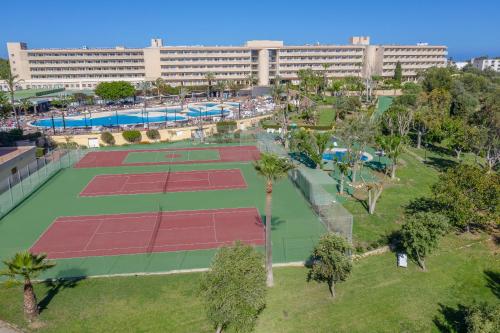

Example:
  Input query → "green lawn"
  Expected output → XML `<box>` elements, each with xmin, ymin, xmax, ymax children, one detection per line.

<box><xmin>0</xmin><ymin>233</ymin><xmax>496</xmax><ymax>332</ymax></box>
<box><xmin>342</xmin><ymin>152</ymin><xmax>439</xmax><ymax>248</ymax></box>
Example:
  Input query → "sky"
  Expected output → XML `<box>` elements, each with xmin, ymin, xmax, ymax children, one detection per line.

<box><xmin>2</xmin><ymin>0</ymin><xmax>499</xmax><ymax>60</ymax></box>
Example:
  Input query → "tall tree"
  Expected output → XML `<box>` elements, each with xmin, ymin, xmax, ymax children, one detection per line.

<box><xmin>0</xmin><ymin>66</ymin><xmax>23</xmax><ymax>128</ymax></box>
<box><xmin>432</xmin><ymin>164</ymin><xmax>499</xmax><ymax>232</ymax></box>
<box><xmin>215</xmin><ymin>80</ymin><xmax>227</xmax><ymax>99</ymax></box>
<box><xmin>465</xmin><ymin>302</ymin><xmax>500</xmax><ymax>333</ymax></box>
<box><xmin>307</xmin><ymin>233</ymin><xmax>352</xmax><ymax>298</ymax></box>
<box><xmin>335</xmin><ymin>158</ymin><xmax>349</xmax><ymax>195</ymax></box>
<box><xmin>94</xmin><ymin>81</ymin><xmax>135</xmax><ymax>101</ymax></box>
<box><xmin>152</xmin><ymin>77</ymin><xmax>165</xmax><ymax>102</ymax></box>
<box><xmin>400</xmin><ymin>212</ymin><xmax>448</xmax><ymax>271</ymax></box>
<box><xmin>376</xmin><ymin>135</ymin><xmax>404</xmax><ymax>179</ymax></box>
<box><xmin>393</xmin><ymin>61</ymin><xmax>403</xmax><ymax>83</ymax></box>
<box><xmin>19</xmin><ymin>99</ymin><xmax>33</xmax><ymax>115</ymax></box>
<box><xmin>337</xmin><ymin>114</ymin><xmax>376</xmax><ymax>183</ymax></box>
<box><xmin>1</xmin><ymin>252</ymin><xmax>55</xmax><ymax>321</ymax></box>
<box><xmin>254</xmin><ymin>153</ymin><xmax>294</xmax><ymax>287</ymax></box>
<box><xmin>200</xmin><ymin>242</ymin><xmax>266</xmax><ymax>333</ymax></box>
<box><xmin>205</xmin><ymin>72</ymin><xmax>216</xmax><ymax>98</ymax></box>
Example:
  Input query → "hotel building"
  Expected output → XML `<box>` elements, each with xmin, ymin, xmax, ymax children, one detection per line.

<box><xmin>3</xmin><ymin>37</ymin><xmax>447</xmax><ymax>91</ymax></box>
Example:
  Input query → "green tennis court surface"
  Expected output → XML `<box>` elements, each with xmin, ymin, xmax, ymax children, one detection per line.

<box><xmin>0</xmin><ymin>144</ymin><xmax>324</xmax><ymax>279</ymax></box>
<box><xmin>123</xmin><ymin>149</ymin><xmax>220</xmax><ymax>164</ymax></box>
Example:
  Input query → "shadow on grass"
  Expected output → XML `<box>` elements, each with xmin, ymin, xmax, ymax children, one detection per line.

<box><xmin>365</xmin><ymin>160</ymin><xmax>387</xmax><ymax>173</ymax></box>
<box><xmin>484</xmin><ymin>270</ymin><xmax>500</xmax><ymax>299</ymax></box>
<box><xmin>39</xmin><ymin>268</ymin><xmax>87</xmax><ymax>313</ymax></box>
<box><xmin>433</xmin><ymin>303</ymin><xmax>468</xmax><ymax>333</ymax></box>
<box><xmin>424</xmin><ymin>157</ymin><xmax>457</xmax><ymax>172</ymax></box>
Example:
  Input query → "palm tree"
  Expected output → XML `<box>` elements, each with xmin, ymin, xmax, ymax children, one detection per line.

<box><xmin>1</xmin><ymin>251</ymin><xmax>55</xmax><ymax>321</ymax></box>
<box><xmin>228</xmin><ymin>81</ymin><xmax>240</xmax><ymax>98</ymax></box>
<box><xmin>178</xmin><ymin>87</ymin><xmax>189</xmax><ymax>122</ymax></box>
<box><xmin>215</xmin><ymin>81</ymin><xmax>227</xmax><ymax>100</ymax></box>
<box><xmin>20</xmin><ymin>99</ymin><xmax>33</xmax><ymax>115</ymax></box>
<box><xmin>254</xmin><ymin>153</ymin><xmax>294</xmax><ymax>287</ymax></box>
<box><xmin>321</xmin><ymin>63</ymin><xmax>331</xmax><ymax>98</ymax></box>
<box><xmin>245</xmin><ymin>73</ymin><xmax>257</xmax><ymax>88</ymax></box>
<box><xmin>2</xmin><ymin>70</ymin><xmax>23</xmax><ymax>128</ymax></box>
<box><xmin>205</xmin><ymin>72</ymin><xmax>215</xmax><ymax>99</ymax></box>
<box><xmin>335</xmin><ymin>158</ymin><xmax>349</xmax><ymax>195</ymax></box>
<box><xmin>152</xmin><ymin>77</ymin><xmax>165</xmax><ymax>102</ymax></box>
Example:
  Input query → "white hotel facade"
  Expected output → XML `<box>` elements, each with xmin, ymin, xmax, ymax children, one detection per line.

<box><xmin>3</xmin><ymin>36</ymin><xmax>447</xmax><ymax>91</ymax></box>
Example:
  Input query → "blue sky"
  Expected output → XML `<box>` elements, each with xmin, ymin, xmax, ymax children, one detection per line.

<box><xmin>2</xmin><ymin>0</ymin><xmax>499</xmax><ymax>60</ymax></box>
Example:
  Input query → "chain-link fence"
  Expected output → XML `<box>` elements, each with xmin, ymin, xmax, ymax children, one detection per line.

<box><xmin>289</xmin><ymin>167</ymin><xmax>353</xmax><ymax>242</ymax></box>
<box><xmin>0</xmin><ymin>148</ymin><xmax>88</xmax><ymax>219</ymax></box>
<box><xmin>256</xmin><ymin>129</ymin><xmax>353</xmax><ymax>242</ymax></box>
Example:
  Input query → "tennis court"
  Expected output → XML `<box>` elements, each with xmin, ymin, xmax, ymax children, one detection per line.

<box><xmin>80</xmin><ymin>169</ymin><xmax>247</xmax><ymax>196</ymax></box>
<box><xmin>0</xmin><ymin>142</ymin><xmax>325</xmax><ymax>279</ymax></box>
<box><xmin>124</xmin><ymin>149</ymin><xmax>220</xmax><ymax>164</ymax></box>
<box><xmin>75</xmin><ymin>145</ymin><xmax>260</xmax><ymax>168</ymax></box>
<box><xmin>30</xmin><ymin>207</ymin><xmax>264</xmax><ymax>259</ymax></box>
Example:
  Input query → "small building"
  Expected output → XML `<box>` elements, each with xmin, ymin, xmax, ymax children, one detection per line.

<box><xmin>0</xmin><ymin>146</ymin><xmax>37</xmax><ymax>183</ymax></box>
<box><xmin>471</xmin><ymin>57</ymin><xmax>500</xmax><ymax>72</ymax></box>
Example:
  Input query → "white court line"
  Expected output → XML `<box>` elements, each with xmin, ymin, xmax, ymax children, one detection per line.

<box><xmin>53</xmin><ymin>207</ymin><xmax>260</xmax><ymax>223</ymax></box>
<box><xmin>45</xmin><ymin>235</ymin><xmax>266</xmax><ymax>258</ymax></box>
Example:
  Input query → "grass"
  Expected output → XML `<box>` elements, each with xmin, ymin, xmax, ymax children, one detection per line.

<box><xmin>342</xmin><ymin>151</ymin><xmax>439</xmax><ymax>248</ymax></box>
<box><xmin>0</xmin><ymin>233</ymin><xmax>496</xmax><ymax>332</ymax></box>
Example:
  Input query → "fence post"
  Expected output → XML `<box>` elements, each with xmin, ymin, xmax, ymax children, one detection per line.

<box><xmin>17</xmin><ymin>171</ymin><xmax>24</xmax><ymax>197</ymax></box>
<box><xmin>7</xmin><ymin>176</ymin><xmax>14</xmax><ymax>207</ymax></box>
<box><xmin>43</xmin><ymin>154</ymin><xmax>48</xmax><ymax>178</ymax></box>
<box><xmin>26</xmin><ymin>165</ymin><xmax>32</xmax><ymax>191</ymax></box>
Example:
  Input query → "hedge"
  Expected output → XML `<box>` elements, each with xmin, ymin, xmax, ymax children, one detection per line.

<box><xmin>122</xmin><ymin>130</ymin><xmax>142</xmax><ymax>143</ymax></box>
<box><xmin>216</xmin><ymin>121</ymin><xmax>237</xmax><ymax>134</ymax></box>
<box><xmin>146</xmin><ymin>129</ymin><xmax>161</xmax><ymax>140</ymax></box>
<box><xmin>261</xmin><ymin>123</ymin><xmax>333</xmax><ymax>131</ymax></box>
<box><xmin>100</xmin><ymin>131</ymin><xmax>115</xmax><ymax>145</ymax></box>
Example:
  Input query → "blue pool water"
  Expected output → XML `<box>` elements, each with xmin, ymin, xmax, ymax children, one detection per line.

<box><xmin>187</xmin><ymin>108</ymin><xmax>230</xmax><ymax>117</ymax></box>
<box><xmin>32</xmin><ymin>112</ymin><xmax>187</xmax><ymax>128</ymax></box>
<box><xmin>323</xmin><ymin>151</ymin><xmax>369</xmax><ymax>162</ymax></box>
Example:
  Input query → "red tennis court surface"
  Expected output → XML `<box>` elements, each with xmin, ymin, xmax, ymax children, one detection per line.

<box><xmin>80</xmin><ymin>169</ymin><xmax>247</xmax><ymax>197</ymax></box>
<box><xmin>31</xmin><ymin>208</ymin><xmax>264</xmax><ymax>259</ymax></box>
<box><xmin>75</xmin><ymin>145</ymin><xmax>260</xmax><ymax>168</ymax></box>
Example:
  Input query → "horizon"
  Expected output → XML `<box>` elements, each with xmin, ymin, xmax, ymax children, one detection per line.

<box><xmin>2</xmin><ymin>0</ymin><xmax>499</xmax><ymax>61</ymax></box>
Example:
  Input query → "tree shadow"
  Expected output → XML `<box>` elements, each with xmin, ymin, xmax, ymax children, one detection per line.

<box><xmin>405</xmin><ymin>197</ymin><xmax>441</xmax><ymax>215</ymax></box>
<box><xmin>424</xmin><ymin>157</ymin><xmax>457</xmax><ymax>172</ymax></box>
<box><xmin>38</xmin><ymin>268</ymin><xmax>87</xmax><ymax>313</ymax></box>
<box><xmin>258</xmin><ymin>215</ymin><xmax>285</xmax><ymax>231</ymax></box>
<box><xmin>427</xmin><ymin>144</ymin><xmax>454</xmax><ymax>157</ymax></box>
<box><xmin>433</xmin><ymin>303</ymin><xmax>468</xmax><ymax>333</ymax></box>
<box><xmin>484</xmin><ymin>270</ymin><xmax>500</xmax><ymax>299</ymax></box>
<box><xmin>365</xmin><ymin>160</ymin><xmax>387</xmax><ymax>173</ymax></box>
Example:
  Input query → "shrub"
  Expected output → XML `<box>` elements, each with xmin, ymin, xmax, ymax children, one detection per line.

<box><xmin>146</xmin><ymin>129</ymin><xmax>161</xmax><ymax>141</ymax></box>
<box><xmin>216</xmin><ymin>121</ymin><xmax>237</xmax><ymax>134</ymax></box>
<box><xmin>100</xmin><ymin>131</ymin><xmax>115</xmax><ymax>145</ymax></box>
<box><xmin>35</xmin><ymin>147</ymin><xmax>45</xmax><ymax>158</ymax></box>
<box><xmin>122</xmin><ymin>130</ymin><xmax>142</xmax><ymax>143</ymax></box>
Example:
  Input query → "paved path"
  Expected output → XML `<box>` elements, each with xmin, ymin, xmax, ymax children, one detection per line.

<box><xmin>0</xmin><ymin>320</ymin><xmax>21</xmax><ymax>333</ymax></box>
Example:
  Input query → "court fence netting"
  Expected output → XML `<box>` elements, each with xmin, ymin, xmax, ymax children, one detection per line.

<box><xmin>0</xmin><ymin>148</ymin><xmax>89</xmax><ymax>219</ymax></box>
<box><xmin>256</xmin><ymin>130</ymin><xmax>353</xmax><ymax>243</ymax></box>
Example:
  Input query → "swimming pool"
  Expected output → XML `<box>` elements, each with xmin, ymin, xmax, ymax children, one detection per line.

<box><xmin>187</xmin><ymin>108</ymin><xmax>230</xmax><ymax>117</ymax></box>
<box><xmin>322</xmin><ymin>149</ymin><xmax>372</xmax><ymax>162</ymax></box>
<box><xmin>30</xmin><ymin>102</ymin><xmax>239</xmax><ymax>128</ymax></box>
<box><xmin>31</xmin><ymin>111</ymin><xmax>187</xmax><ymax>128</ymax></box>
